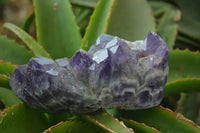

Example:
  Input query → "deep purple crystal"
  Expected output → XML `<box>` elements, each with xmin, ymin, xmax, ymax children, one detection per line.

<box><xmin>10</xmin><ymin>31</ymin><xmax>169</xmax><ymax>113</ymax></box>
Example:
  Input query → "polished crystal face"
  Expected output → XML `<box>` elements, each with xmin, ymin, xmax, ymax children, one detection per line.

<box><xmin>10</xmin><ymin>31</ymin><xmax>169</xmax><ymax>113</ymax></box>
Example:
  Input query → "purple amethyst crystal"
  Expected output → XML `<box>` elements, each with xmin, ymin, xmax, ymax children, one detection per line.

<box><xmin>10</xmin><ymin>31</ymin><xmax>169</xmax><ymax>113</ymax></box>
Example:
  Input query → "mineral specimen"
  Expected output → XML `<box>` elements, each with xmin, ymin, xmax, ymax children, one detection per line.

<box><xmin>10</xmin><ymin>31</ymin><xmax>169</xmax><ymax>113</ymax></box>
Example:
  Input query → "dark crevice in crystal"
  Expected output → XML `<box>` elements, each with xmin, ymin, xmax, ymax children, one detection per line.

<box><xmin>139</xmin><ymin>91</ymin><xmax>151</xmax><ymax>104</ymax></box>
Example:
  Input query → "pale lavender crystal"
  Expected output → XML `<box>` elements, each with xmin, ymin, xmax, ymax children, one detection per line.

<box><xmin>10</xmin><ymin>31</ymin><xmax>169</xmax><ymax>113</ymax></box>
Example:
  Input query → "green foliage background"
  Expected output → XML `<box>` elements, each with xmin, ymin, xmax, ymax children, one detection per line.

<box><xmin>0</xmin><ymin>0</ymin><xmax>200</xmax><ymax>132</ymax></box>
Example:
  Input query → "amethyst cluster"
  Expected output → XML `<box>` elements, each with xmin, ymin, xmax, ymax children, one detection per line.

<box><xmin>10</xmin><ymin>31</ymin><xmax>169</xmax><ymax>113</ymax></box>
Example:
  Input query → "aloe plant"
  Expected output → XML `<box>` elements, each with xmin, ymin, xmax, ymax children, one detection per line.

<box><xmin>0</xmin><ymin>0</ymin><xmax>200</xmax><ymax>132</ymax></box>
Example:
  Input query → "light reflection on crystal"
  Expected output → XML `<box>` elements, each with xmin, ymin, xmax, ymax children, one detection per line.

<box><xmin>46</xmin><ymin>69</ymin><xmax>59</xmax><ymax>76</ymax></box>
<box><xmin>109</xmin><ymin>45</ymin><xmax>119</xmax><ymax>54</ymax></box>
<box><xmin>131</xmin><ymin>40</ymin><xmax>146</xmax><ymax>51</ymax></box>
<box><xmin>93</xmin><ymin>49</ymin><xmax>108</xmax><ymax>63</ymax></box>
<box><xmin>32</xmin><ymin>56</ymin><xmax>54</xmax><ymax>65</ymax></box>
<box><xmin>105</xmin><ymin>37</ymin><xmax>118</xmax><ymax>48</ymax></box>
<box><xmin>89</xmin><ymin>63</ymin><xmax>96</xmax><ymax>71</ymax></box>
<box><xmin>96</xmin><ymin>34</ymin><xmax>114</xmax><ymax>45</ymax></box>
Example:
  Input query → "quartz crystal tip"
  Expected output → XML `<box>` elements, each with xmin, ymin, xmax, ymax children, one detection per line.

<box><xmin>10</xmin><ymin>31</ymin><xmax>169</xmax><ymax>113</ymax></box>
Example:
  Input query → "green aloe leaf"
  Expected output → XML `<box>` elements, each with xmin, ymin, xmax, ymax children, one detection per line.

<box><xmin>73</xmin><ymin>6</ymin><xmax>93</xmax><ymax>36</ymax></box>
<box><xmin>117</xmin><ymin>106</ymin><xmax>200</xmax><ymax>133</ymax></box>
<box><xmin>73</xmin><ymin>7</ymin><xmax>93</xmax><ymax>25</ymax></box>
<box><xmin>177</xmin><ymin>93</ymin><xmax>200</xmax><ymax>125</ymax></box>
<box><xmin>107</xmin><ymin>0</ymin><xmax>156</xmax><ymax>42</ymax></box>
<box><xmin>177</xmin><ymin>35</ymin><xmax>200</xmax><ymax>49</ymax></box>
<box><xmin>0</xmin><ymin>75</ymin><xmax>10</xmax><ymax>89</ymax></box>
<box><xmin>71</xmin><ymin>0</ymin><xmax>98</xmax><ymax>8</ymax></box>
<box><xmin>0</xmin><ymin>61</ymin><xmax>16</xmax><ymax>77</ymax></box>
<box><xmin>47</xmin><ymin>114</ymin><xmax>108</xmax><ymax>132</ymax></box>
<box><xmin>165</xmin><ymin>50</ymin><xmax>200</xmax><ymax>96</ymax></box>
<box><xmin>0</xmin><ymin>87</ymin><xmax>21</xmax><ymax>108</ymax></box>
<box><xmin>165</xmin><ymin>78</ymin><xmax>200</xmax><ymax>97</ymax></box>
<box><xmin>34</xmin><ymin>0</ymin><xmax>82</xmax><ymax>58</ymax></box>
<box><xmin>120</xmin><ymin>118</ymin><xmax>161</xmax><ymax>133</ymax></box>
<box><xmin>174</xmin><ymin>40</ymin><xmax>200</xmax><ymax>52</ymax></box>
<box><xmin>22</xmin><ymin>12</ymin><xmax>35</xmax><ymax>33</ymax></box>
<box><xmin>149</xmin><ymin>1</ymin><xmax>171</xmax><ymax>17</ymax></box>
<box><xmin>0</xmin><ymin>103</ymin><xmax>49</xmax><ymax>133</ymax></box>
<box><xmin>43</xmin><ymin>121</ymin><xmax>97</xmax><ymax>133</ymax></box>
<box><xmin>47</xmin><ymin>113</ymin><xmax>78</xmax><ymax>126</ymax></box>
<box><xmin>173</xmin><ymin>0</ymin><xmax>200</xmax><ymax>42</ymax></box>
<box><xmin>167</xmin><ymin>50</ymin><xmax>200</xmax><ymax>83</ymax></box>
<box><xmin>81</xmin><ymin>110</ymin><xmax>133</xmax><ymax>133</ymax></box>
<box><xmin>81</xmin><ymin>0</ymin><xmax>115</xmax><ymax>50</ymax></box>
<box><xmin>4</xmin><ymin>23</ymin><xmax>50</xmax><ymax>58</ymax></box>
<box><xmin>0</xmin><ymin>35</ymin><xmax>33</xmax><ymax>65</ymax></box>
<box><xmin>157</xmin><ymin>6</ymin><xmax>180</xmax><ymax>49</ymax></box>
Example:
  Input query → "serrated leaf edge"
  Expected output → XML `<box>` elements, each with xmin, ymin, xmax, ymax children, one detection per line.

<box><xmin>43</xmin><ymin>121</ymin><xmax>64</xmax><ymax>133</ymax></box>
<box><xmin>0</xmin><ymin>60</ymin><xmax>18</xmax><ymax>67</ymax></box>
<box><xmin>0</xmin><ymin>74</ymin><xmax>10</xmax><ymax>80</ymax></box>
<box><xmin>0</xmin><ymin>34</ymin><xmax>33</xmax><ymax>65</ymax></box>
<box><xmin>43</xmin><ymin>120</ymin><xmax>93</xmax><ymax>133</ymax></box>
<box><xmin>103</xmin><ymin>0</ymin><xmax>116</xmax><ymax>33</ymax></box>
<box><xmin>0</xmin><ymin>103</ymin><xmax>21</xmax><ymax>125</ymax></box>
<box><xmin>158</xmin><ymin>106</ymin><xmax>200</xmax><ymax>129</ymax></box>
<box><xmin>0</xmin><ymin>60</ymin><xmax>17</xmax><ymax>77</ymax></box>
<box><xmin>3</xmin><ymin>23</ymin><xmax>51</xmax><ymax>58</ymax></box>
<box><xmin>166</xmin><ymin>77</ymin><xmax>200</xmax><ymax>86</ymax></box>
<box><xmin>171</xmin><ymin>48</ymin><xmax>200</xmax><ymax>54</ymax></box>
<box><xmin>83</xmin><ymin>111</ymin><xmax>134</xmax><ymax>133</ymax></box>
<box><xmin>120</xmin><ymin>117</ymin><xmax>161</xmax><ymax>133</ymax></box>
<box><xmin>0</xmin><ymin>34</ymin><xmax>28</xmax><ymax>51</ymax></box>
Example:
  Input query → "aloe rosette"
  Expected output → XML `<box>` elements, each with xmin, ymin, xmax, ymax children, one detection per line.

<box><xmin>1</xmin><ymin>0</ymin><xmax>200</xmax><ymax>132</ymax></box>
